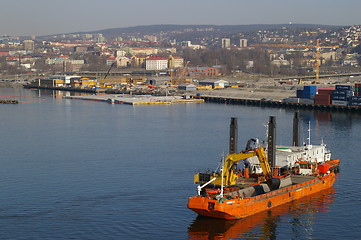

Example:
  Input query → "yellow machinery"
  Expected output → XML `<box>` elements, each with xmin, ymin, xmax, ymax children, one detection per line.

<box><xmin>176</xmin><ymin>61</ymin><xmax>190</xmax><ymax>85</ymax></box>
<box><xmin>251</xmin><ymin>39</ymin><xmax>339</xmax><ymax>83</ymax></box>
<box><xmin>194</xmin><ymin>147</ymin><xmax>272</xmax><ymax>187</ymax></box>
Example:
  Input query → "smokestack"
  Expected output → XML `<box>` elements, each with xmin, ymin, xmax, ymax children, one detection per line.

<box><xmin>268</xmin><ymin>116</ymin><xmax>276</xmax><ymax>167</ymax></box>
<box><xmin>229</xmin><ymin>117</ymin><xmax>238</xmax><ymax>154</ymax></box>
<box><xmin>293</xmin><ymin>112</ymin><xmax>300</xmax><ymax>146</ymax></box>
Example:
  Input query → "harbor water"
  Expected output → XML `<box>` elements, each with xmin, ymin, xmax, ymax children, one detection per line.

<box><xmin>0</xmin><ymin>87</ymin><xmax>360</xmax><ymax>239</ymax></box>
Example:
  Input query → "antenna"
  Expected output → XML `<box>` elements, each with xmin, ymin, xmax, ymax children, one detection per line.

<box><xmin>220</xmin><ymin>154</ymin><xmax>225</xmax><ymax>198</ymax></box>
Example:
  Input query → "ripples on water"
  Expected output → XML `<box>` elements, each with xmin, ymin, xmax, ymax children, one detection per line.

<box><xmin>0</xmin><ymin>88</ymin><xmax>361</xmax><ymax>239</ymax></box>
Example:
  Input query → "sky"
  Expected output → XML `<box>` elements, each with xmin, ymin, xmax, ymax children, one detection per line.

<box><xmin>1</xmin><ymin>0</ymin><xmax>361</xmax><ymax>36</ymax></box>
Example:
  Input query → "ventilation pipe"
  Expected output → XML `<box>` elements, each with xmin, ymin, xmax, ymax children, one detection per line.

<box><xmin>229</xmin><ymin>117</ymin><xmax>238</xmax><ymax>154</ymax></box>
<box><xmin>293</xmin><ymin>112</ymin><xmax>300</xmax><ymax>146</ymax></box>
<box><xmin>267</xmin><ymin>116</ymin><xmax>276</xmax><ymax>167</ymax></box>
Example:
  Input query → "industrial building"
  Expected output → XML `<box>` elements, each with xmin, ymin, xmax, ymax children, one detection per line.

<box><xmin>198</xmin><ymin>79</ymin><xmax>229</xmax><ymax>88</ymax></box>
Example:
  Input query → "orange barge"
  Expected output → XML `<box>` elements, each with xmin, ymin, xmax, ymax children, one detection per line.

<box><xmin>188</xmin><ymin>169</ymin><xmax>338</xmax><ymax>220</ymax></box>
<box><xmin>187</xmin><ymin>115</ymin><xmax>340</xmax><ymax>220</ymax></box>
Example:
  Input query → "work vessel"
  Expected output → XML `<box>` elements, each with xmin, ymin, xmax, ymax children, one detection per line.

<box><xmin>188</xmin><ymin>114</ymin><xmax>340</xmax><ymax>220</ymax></box>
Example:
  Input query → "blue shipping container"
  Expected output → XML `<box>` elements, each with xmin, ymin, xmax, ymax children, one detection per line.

<box><xmin>349</xmin><ymin>101</ymin><xmax>361</xmax><ymax>106</ymax></box>
<box><xmin>332</xmin><ymin>90</ymin><xmax>354</xmax><ymax>97</ymax></box>
<box><xmin>296</xmin><ymin>90</ymin><xmax>304</xmax><ymax>98</ymax></box>
<box><xmin>332</xmin><ymin>95</ymin><xmax>348</xmax><ymax>101</ymax></box>
<box><xmin>303</xmin><ymin>86</ymin><xmax>317</xmax><ymax>95</ymax></box>
<box><xmin>336</xmin><ymin>85</ymin><xmax>353</xmax><ymax>91</ymax></box>
<box><xmin>349</xmin><ymin>96</ymin><xmax>361</xmax><ymax>102</ymax></box>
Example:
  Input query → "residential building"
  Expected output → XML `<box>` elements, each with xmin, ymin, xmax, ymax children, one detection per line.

<box><xmin>221</xmin><ymin>38</ymin><xmax>230</xmax><ymax>48</ymax></box>
<box><xmin>23</xmin><ymin>40</ymin><xmax>35</xmax><ymax>51</ymax></box>
<box><xmin>116</xmin><ymin>56</ymin><xmax>130</xmax><ymax>67</ymax></box>
<box><xmin>129</xmin><ymin>47</ymin><xmax>158</xmax><ymax>55</ymax></box>
<box><xmin>130</xmin><ymin>54</ymin><xmax>147</xmax><ymax>67</ymax></box>
<box><xmin>169</xmin><ymin>56</ymin><xmax>184</xmax><ymax>68</ymax></box>
<box><xmin>144</xmin><ymin>35</ymin><xmax>157</xmax><ymax>42</ymax></box>
<box><xmin>240</xmin><ymin>39</ymin><xmax>248</xmax><ymax>48</ymax></box>
<box><xmin>145</xmin><ymin>56</ymin><xmax>168</xmax><ymax>70</ymax></box>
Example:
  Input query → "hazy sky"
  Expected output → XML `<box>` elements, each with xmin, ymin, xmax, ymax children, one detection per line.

<box><xmin>1</xmin><ymin>0</ymin><xmax>360</xmax><ymax>36</ymax></box>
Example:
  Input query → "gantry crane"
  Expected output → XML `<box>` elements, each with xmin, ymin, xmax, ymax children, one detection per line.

<box><xmin>251</xmin><ymin>39</ymin><xmax>339</xmax><ymax>82</ymax></box>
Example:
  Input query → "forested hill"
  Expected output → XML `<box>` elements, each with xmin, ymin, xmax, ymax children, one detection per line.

<box><xmin>74</xmin><ymin>24</ymin><xmax>342</xmax><ymax>38</ymax></box>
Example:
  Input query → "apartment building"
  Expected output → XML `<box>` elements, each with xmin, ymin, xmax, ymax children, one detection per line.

<box><xmin>145</xmin><ymin>56</ymin><xmax>168</xmax><ymax>70</ymax></box>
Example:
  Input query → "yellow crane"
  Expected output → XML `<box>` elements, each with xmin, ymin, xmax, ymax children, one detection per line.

<box><xmin>194</xmin><ymin>147</ymin><xmax>271</xmax><ymax>187</ymax></box>
<box><xmin>176</xmin><ymin>60</ymin><xmax>190</xmax><ymax>85</ymax></box>
<box><xmin>251</xmin><ymin>39</ymin><xmax>339</xmax><ymax>83</ymax></box>
<box><xmin>168</xmin><ymin>55</ymin><xmax>174</xmax><ymax>85</ymax></box>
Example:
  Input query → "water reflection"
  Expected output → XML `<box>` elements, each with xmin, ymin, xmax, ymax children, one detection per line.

<box><xmin>188</xmin><ymin>188</ymin><xmax>335</xmax><ymax>240</ymax></box>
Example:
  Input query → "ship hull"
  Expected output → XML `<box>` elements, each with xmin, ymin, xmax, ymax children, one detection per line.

<box><xmin>188</xmin><ymin>172</ymin><xmax>337</xmax><ymax>220</ymax></box>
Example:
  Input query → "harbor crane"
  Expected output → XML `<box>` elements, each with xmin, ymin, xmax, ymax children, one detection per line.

<box><xmin>251</xmin><ymin>39</ymin><xmax>339</xmax><ymax>83</ymax></box>
<box><xmin>175</xmin><ymin>60</ymin><xmax>190</xmax><ymax>85</ymax></box>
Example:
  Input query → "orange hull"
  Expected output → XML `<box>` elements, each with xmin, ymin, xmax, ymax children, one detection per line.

<box><xmin>188</xmin><ymin>172</ymin><xmax>337</xmax><ymax>220</ymax></box>
<box><xmin>188</xmin><ymin>187</ymin><xmax>335</xmax><ymax>239</ymax></box>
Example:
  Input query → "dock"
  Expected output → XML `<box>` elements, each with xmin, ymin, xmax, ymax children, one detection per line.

<box><xmin>198</xmin><ymin>95</ymin><xmax>361</xmax><ymax>113</ymax></box>
<box><xmin>63</xmin><ymin>94</ymin><xmax>204</xmax><ymax>105</ymax></box>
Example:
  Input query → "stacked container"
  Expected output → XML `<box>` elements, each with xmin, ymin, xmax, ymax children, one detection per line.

<box><xmin>314</xmin><ymin>88</ymin><xmax>334</xmax><ymax>105</ymax></box>
<box><xmin>296</xmin><ymin>86</ymin><xmax>317</xmax><ymax>99</ymax></box>
<box><xmin>355</xmin><ymin>83</ymin><xmax>361</xmax><ymax>97</ymax></box>
<box><xmin>332</xmin><ymin>85</ymin><xmax>354</xmax><ymax>106</ymax></box>
<box><xmin>349</xmin><ymin>96</ymin><xmax>361</xmax><ymax>106</ymax></box>
<box><xmin>303</xmin><ymin>86</ymin><xmax>317</xmax><ymax>99</ymax></box>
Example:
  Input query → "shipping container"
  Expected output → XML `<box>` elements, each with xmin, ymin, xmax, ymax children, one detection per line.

<box><xmin>349</xmin><ymin>102</ymin><xmax>361</xmax><ymax>106</ymax></box>
<box><xmin>315</xmin><ymin>94</ymin><xmax>331</xmax><ymax>105</ymax></box>
<box><xmin>315</xmin><ymin>100</ymin><xmax>331</xmax><ymax>105</ymax></box>
<box><xmin>349</xmin><ymin>96</ymin><xmax>361</xmax><ymax>102</ymax></box>
<box><xmin>315</xmin><ymin>94</ymin><xmax>331</xmax><ymax>100</ymax></box>
<box><xmin>332</xmin><ymin>100</ymin><xmax>348</xmax><ymax>106</ymax></box>
<box><xmin>296</xmin><ymin>90</ymin><xmax>304</xmax><ymax>98</ymax></box>
<box><xmin>336</xmin><ymin>85</ymin><xmax>353</xmax><ymax>91</ymax></box>
<box><xmin>317</xmin><ymin>88</ymin><xmax>334</xmax><ymax>96</ymax></box>
<box><xmin>332</xmin><ymin>95</ymin><xmax>348</xmax><ymax>101</ymax></box>
<box><xmin>283</xmin><ymin>97</ymin><xmax>301</xmax><ymax>103</ymax></box>
<box><xmin>298</xmin><ymin>98</ymin><xmax>314</xmax><ymax>104</ymax></box>
<box><xmin>302</xmin><ymin>86</ymin><xmax>317</xmax><ymax>99</ymax></box>
<box><xmin>332</xmin><ymin>90</ymin><xmax>354</xmax><ymax>96</ymax></box>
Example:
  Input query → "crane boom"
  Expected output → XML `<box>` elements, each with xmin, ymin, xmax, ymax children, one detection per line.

<box><xmin>194</xmin><ymin>147</ymin><xmax>272</xmax><ymax>187</ymax></box>
<box><xmin>251</xmin><ymin>39</ymin><xmax>339</xmax><ymax>82</ymax></box>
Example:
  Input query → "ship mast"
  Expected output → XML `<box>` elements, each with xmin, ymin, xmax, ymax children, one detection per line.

<box><xmin>220</xmin><ymin>155</ymin><xmax>225</xmax><ymax>198</ymax></box>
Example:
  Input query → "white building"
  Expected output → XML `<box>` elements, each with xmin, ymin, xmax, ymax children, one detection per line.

<box><xmin>146</xmin><ymin>56</ymin><xmax>168</xmax><ymax>70</ymax></box>
<box><xmin>221</xmin><ymin>38</ymin><xmax>230</xmax><ymax>48</ymax></box>
<box><xmin>240</xmin><ymin>39</ymin><xmax>248</xmax><ymax>48</ymax></box>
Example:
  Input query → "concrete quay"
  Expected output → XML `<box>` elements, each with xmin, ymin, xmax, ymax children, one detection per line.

<box><xmin>63</xmin><ymin>94</ymin><xmax>204</xmax><ymax>105</ymax></box>
<box><xmin>198</xmin><ymin>95</ymin><xmax>361</xmax><ymax>113</ymax></box>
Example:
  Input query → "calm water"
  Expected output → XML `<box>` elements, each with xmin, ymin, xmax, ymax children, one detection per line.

<box><xmin>0</xmin><ymin>87</ymin><xmax>360</xmax><ymax>239</ymax></box>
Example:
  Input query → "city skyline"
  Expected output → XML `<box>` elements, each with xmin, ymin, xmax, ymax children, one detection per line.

<box><xmin>1</xmin><ymin>0</ymin><xmax>361</xmax><ymax>36</ymax></box>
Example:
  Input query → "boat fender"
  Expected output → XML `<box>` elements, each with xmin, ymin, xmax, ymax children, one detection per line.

<box><xmin>267</xmin><ymin>178</ymin><xmax>281</xmax><ymax>191</ymax></box>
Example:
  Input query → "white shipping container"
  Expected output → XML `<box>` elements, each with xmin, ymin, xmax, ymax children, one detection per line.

<box><xmin>283</xmin><ymin>97</ymin><xmax>300</xmax><ymax>103</ymax></box>
<box><xmin>332</xmin><ymin>100</ymin><xmax>348</xmax><ymax>106</ymax></box>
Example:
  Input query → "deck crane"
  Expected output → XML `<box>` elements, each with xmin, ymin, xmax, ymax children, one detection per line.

<box><xmin>194</xmin><ymin>147</ymin><xmax>272</xmax><ymax>187</ymax></box>
<box><xmin>251</xmin><ymin>39</ymin><xmax>339</xmax><ymax>83</ymax></box>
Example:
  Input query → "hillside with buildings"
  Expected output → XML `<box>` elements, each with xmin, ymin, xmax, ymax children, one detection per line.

<box><xmin>1</xmin><ymin>24</ymin><xmax>361</xmax><ymax>91</ymax></box>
